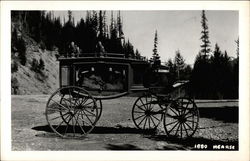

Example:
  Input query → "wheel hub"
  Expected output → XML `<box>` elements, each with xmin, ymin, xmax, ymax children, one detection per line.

<box><xmin>145</xmin><ymin>110</ymin><xmax>151</xmax><ymax>116</ymax></box>
<box><xmin>178</xmin><ymin>115</ymin><xmax>187</xmax><ymax>123</ymax></box>
<box><xmin>69</xmin><ymin>110</ymin><xmax>75</xmax><ymax>115</ymax></box>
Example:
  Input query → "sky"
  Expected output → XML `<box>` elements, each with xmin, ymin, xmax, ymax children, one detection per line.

<box><xmin>53</xmin><ymin>10</ymin><xmax>238</xmax><ymax>65</ymax></box>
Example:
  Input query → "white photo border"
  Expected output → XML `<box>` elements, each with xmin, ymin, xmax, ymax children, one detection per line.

<box><xmin>1</xmin><ymin>1</ymin><xmax>249</xmax><ymax>161</ymax></box>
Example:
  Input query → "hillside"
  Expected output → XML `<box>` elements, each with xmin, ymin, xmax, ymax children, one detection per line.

<box><xmin>11</xmin><ymin>24</ymin><xmax>59</xmax><ymax>95</ymax></box>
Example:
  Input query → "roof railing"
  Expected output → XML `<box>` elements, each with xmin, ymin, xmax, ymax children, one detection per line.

<box><xmin>59</xmin><ymin>52</ymin><xmax>148</xmax><ymax>61</ymax></box>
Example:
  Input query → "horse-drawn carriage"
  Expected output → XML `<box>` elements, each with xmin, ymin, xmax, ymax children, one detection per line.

<box><xmin>45</xmin><ymin>53</ymin><xmax>199</xmax><ymax>139</ymax></box>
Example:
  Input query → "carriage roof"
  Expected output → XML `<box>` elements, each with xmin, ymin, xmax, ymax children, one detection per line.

<box><xmin>58</xmin><ymin>53</ymin><xmax>149</xmax><ymax>66</ymax></box>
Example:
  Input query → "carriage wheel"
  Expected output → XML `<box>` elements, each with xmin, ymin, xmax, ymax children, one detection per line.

<box><xmin>45</xmin><ymin>86</ymin><xmax>98</xmax><ymax>138</ymax></box>
<box><xmin>132</xmin><ymin>94</ymin><xmax>163</xmax><ymax>130</ymax></box>
<box><xmin>163</xmin><ymin>97</ymin><xmax>199</xmax><ymax>138</ymax></box>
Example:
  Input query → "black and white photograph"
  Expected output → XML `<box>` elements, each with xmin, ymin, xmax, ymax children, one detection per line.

<box><xmin>1</xmin><ymin>1</ymin><xmax>250</xmax><ymax>161</ymax></box>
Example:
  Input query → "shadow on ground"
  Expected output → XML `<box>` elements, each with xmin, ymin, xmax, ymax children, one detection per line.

<box><xmin>198</xmin><ymin>106</ymin><xmax>238</xmax><ymax>123</ymax></box>
<box><xmin>32</xmin><ymin>125</ymin><xmax>157</xmax><ymax>135</ymax></box>
<box><xmin>32</xmin><ymin>125</ymin><xmax>238</xmax><ymax>150</ymax></box>
<box><xmin>105</xmin><ymin>144</ymin><xmax>142</xmax><ymax>150</ymax></box>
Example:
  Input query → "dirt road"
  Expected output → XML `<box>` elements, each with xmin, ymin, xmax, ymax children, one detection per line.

<box><xmin>11</xmin><ymin>95</ymin><xmax>238</xmax><ymax>150</ymax></box>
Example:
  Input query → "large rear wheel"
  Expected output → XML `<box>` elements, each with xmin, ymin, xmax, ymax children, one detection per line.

<box><xmin>163</xmin><ymin>97</ymin><xmax>199</xmax><ymax>138</ymax></box>
<box><xmin>45</xmin><ymin>86</ymin><xmax>98</xmax><ymax>138</ymax></box>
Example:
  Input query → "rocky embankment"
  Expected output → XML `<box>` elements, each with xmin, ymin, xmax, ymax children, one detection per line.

<box><xmin>11</xmin><ymin>23</ymin><xmax>59</xmax><ymax>94</ymax></box>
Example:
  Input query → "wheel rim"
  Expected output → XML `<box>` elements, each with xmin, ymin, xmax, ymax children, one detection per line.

<box><xmin>132</xmin><ymin>94</ymin><xmax>163</xmax><ymax>130</ymax></box>
<box><xmin>96</xmin><ymin>99</ymin><xmax>103</xmax><ymax>121</ymax></box>
<box><xmin>163</xmin><ymin>97</ymin><xmax>199</xmax><ymax>138</ymax></box>
<box><xmin>45</xmin><ymin>86</ymin><xmax>98</xmax><ymax>138</ymax></box>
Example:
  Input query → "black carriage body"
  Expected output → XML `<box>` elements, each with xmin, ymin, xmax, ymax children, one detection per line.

<box><xmin>58</xmin><ymin>55</ymin><xmax>150</xmax><ymax>96</ymax></box>
<box><xmin>46</xmin><ymin>54</ymin><xmax>198</xmax><ymax>139</ymax></box>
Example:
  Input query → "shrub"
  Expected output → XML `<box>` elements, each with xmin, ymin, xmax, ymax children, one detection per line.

<box><xmin>30</xmin><ymin>58</ymin><xmax>39</xmax><ymax>72</ymax></box>
<box><xmin>30</xmin><ymin>58</ymin><xmax>46</xmax><ymax>80</ymax></box>
<box><xmin>38</xmin><ymin>58</ymin><xmax>45</xmax><ymax>71</ymax></box>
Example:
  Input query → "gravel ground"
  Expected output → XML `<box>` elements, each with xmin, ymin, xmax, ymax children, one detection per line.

<box><xmin>11</xmin><ymin>95</ymin><xmax>238</xmax><ymax>151</ymax></box>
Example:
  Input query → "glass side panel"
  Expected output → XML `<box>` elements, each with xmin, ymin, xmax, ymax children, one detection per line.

<box><xmin>61</xmin><ymin>66</ymin><xmax>70</xmax><ymax>86</ymax></box>
<box><xmin>74</xmin><ymin>64</ymin><xmax>128</xmax><ymax>94</ymax></box>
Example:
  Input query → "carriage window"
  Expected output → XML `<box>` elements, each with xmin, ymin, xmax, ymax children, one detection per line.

<box><xmin>61</xmin><ymin>66</ymin><xmax>70</xmax><ymax>86</ymax></box>
<box><xmin>75</xmin><ymin>65</ymin><xmax>127</xmax><ymax>92</ymax></box>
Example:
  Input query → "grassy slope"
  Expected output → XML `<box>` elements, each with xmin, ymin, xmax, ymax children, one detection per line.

<box><xmin>12</xmin><ymin>34</ymin><xmax>59</xmax><ymax>95</ymax></box>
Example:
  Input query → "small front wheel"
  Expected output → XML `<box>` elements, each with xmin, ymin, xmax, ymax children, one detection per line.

<box><xmin>45</xmin><ymin>86</ymin><xmax>98</xmax><ymax>138</ymax></box>
<box><xmin>163</xmin><ymin>97</ymin><xmax>199</xmax><ymax>138</ymax></box>
<box><xmin>132</xmin><ymin>94</ymin><xmax>163</xmax><ymax>130</ymax></box>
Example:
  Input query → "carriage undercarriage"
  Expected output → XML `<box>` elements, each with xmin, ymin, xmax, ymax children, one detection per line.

<box><xmin>45</xmin><ymin>55</ymin><xmax>199</xmax><ymax>139</ymax></box>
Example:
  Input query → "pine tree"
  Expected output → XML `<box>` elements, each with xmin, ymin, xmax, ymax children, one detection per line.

<box><xmin>200</xmin><ymin>10</ymin><xmax>211</xmax><ymax>59</ymax></box>
<box><xmin>117</xmin><ymin>11</ymin><xmax>124</xmax><ymax>39</ymax></box>
<box><xmin>174</xmin><ymin>50</ymin><xmax>186</xmax><ymax>80</ymax></box>
<box><xmin>174</xmin><ymin>50</ymin><xmax>185</xmax><ymax>70</ymax></box>
<box><xmin>68</xmin><ymin>10</ymin><xmax>73</xmax><ymax>25</ymax></box>
<box><xmin>110</xmin><ymin>11</ymin><xmax>117</xmax><ymax>40</ymax></box>
<box><xmin>212</xmin><ymin>43</ymin><xmax>222</xmax><ymax>62</ymax></box>
<box><xmin>98</xmin><ymin>10</ymin><xmax>104</xmax><ymax>39</ymax></box>
<box><xmin>152</xmin><ymin>30</ymin><xmax>160</xmax><ymax>66</ymax></box>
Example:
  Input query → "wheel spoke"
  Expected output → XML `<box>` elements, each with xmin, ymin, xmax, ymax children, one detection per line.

<box><xmin>68</xmin><ymin>88</ymin><xmax>73</xmax><ymax>106</ymax></box>
<box><xmin>135</xmin><ymin>104</ymin><xmax>146</xmax><ymax>112</ymax></box>
<box><xmin>54</xmin><ymin>115</ymin><xmax>70</xmax><ymax>130</ymax></box>
<box><xmin>151</xmin><ymin>114</ymin><xmax>160</xmax><ymax>121</ymax></box>
<box><xmin>143</xmin><ymin>117</ymin><xmax>148</xmax><ymax>129</ymax></box>
<box><xmin>133</xmin><ymin>110</ymin><xmax>145</xmax><ymax>113</ymax></box>
<box><xmin>72</xmin><ymin>114</ymin><xmax>76</xmax><ymax>137</ymax></box>
<box><xmin>64</xmin><ymin>116</ymin><xmax>73</xmax><ymax>135</ymax></box>
<box><xmin>182</xmin><ymin>101</ymin><xmax>190</xmax><ymax>115</ymax></box>
<box><xmin>148</xmin><ymin>96</ymin><xmax>153</xmax><ymax>110</ymax></box>
<box><xmin>184</xmin><ymin>108</ymin><xmax>196</xmax><ymax>117</ymax></box>
<box><xmin>83</xmin><ymin>108</ymin><xmax>96</xmax><ymax>117</ymax></box>
<box><xmin>180</xmin><ymin>123</ymin><xmax>183</xmax><ymax>138</ymax></box>
<box><xmin>73</xmin><ymin>114</ymin><xmax>86</xmax><ymax>134</ymax></box>
<box><xmin>81</xmin><ymin>110</ymin><xmax>94</xmax><ymax>125</ymax></box>
<box><xmin>164</xmin><ymin>120</ymin><xmax>178</xmax><ymax>127</ymax></box>
<box><xmin>78</xmin><ymin>97</ymin><xmax>88</xmax><ymax>107</ymax></box>
<box><xmin>184</xmin><ymin>122</ymin><xmax>193</xmax><ymax>131</ymax></box>
<box><xmin>168</xmin><ymin>107</ymin><xmax>179</xmax><ymax>116</ymax></box>
<box><xmin>50</xmin><ymin>99</ymin><xmax>68</xmax><ymax>110</ymax></box>
<box><xmin>185</xmin><ymin>115</ymin><xmax>197</xmax><ymax>119</ymax></box>
<box><xmin>182</xmin><ymin>122</ymin><xmax>189</xmax><ymax>136</ymax></box>
<box><xmin>134</xmin><ymin>114</ymin><xmax>146</xmax><ymax>121</ymax></box>
<box><xmin>84</xmin><ymin>100</ymin><xmax>94</xmax><ymax>107</ymax></box>
<box><xmin>174</xmin><ymin>123</ymin><xmax>181</xmax><ymax>136</ymax></box>
<box><xmin>139</xmin><ymin>98</ymin><xmax>147</xmax><ymax>110</ymax></box>
<box><xmin>148</xmin><ymin>116</ymin><xmax>151</xmax><ymax>128</ymax></box>
<box><xmin>149</xmin><ymin>116</ymin><xmax>157</xmax><ymax>127</ymax></box>
<box><xmin>62</xmin><ymin>97</ymin><xmax>76</xmax><ymax>107</ymax></box>
<box><xmin>145</xmin><ymin>96</ymin><xmax>148</xmax><ymax>110</ymax></box>
<box><xmin>78</xmin><ymin>113</ymin><xmax>92</xmax><ymax>126</ymax></box>
<box><xmin>50</xmin><ymin>112</ymin><xmax>69</xmax><ymax>121</ymax></box>
<box><xmin>168</xmin><ymin>121</ymin><xmax>179</xmax><ymax>134</ymax></box>
<box><xmin>137</xmin><ymin>116</ymin><xmax>147</xmax><ymax>127</ymax></box>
